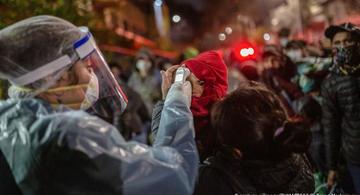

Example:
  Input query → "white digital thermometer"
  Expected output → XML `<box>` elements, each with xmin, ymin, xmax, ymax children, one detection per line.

<box><xmin>174</xmin><ymin>67</ymin><xmax>190</xmax><ymax>83</ymax></box>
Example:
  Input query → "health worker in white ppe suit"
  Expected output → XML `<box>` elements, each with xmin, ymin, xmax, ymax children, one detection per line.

<box><xmin>0</xmin><ymin>15</ymin><xmax>198</xmax><ymax>195</ymax></box>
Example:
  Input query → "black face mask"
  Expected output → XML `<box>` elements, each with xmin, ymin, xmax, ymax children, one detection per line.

<box><xmin>334</xmin><ymin>44</ymin><xmax>360</xmax><ymax>75</ymax></box>
<box><xmin>334</xmin><ymin>44</ymin><xmax>360</xmax><ymax>66</ymax></box>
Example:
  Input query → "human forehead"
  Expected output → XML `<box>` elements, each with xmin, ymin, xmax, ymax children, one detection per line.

<box><xmin>137</xmin><ymin>55</ymin><xmax>150</xmax><ymax>61</ymax></box>
<box><xmin>72</xmin><ymin>59</ymin><xmax>90</xmax><ymax>69</ymax></box>
<box><xmin>332</xmin><ymin>31</ymin><xmax>352</xmax><ymax>43</ymax></box>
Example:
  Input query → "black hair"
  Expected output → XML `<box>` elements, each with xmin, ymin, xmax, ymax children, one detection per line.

<box><xmin>108</xmin><ymin>61</ymin><xmax>122</xmax><ymax>70</ymax></box>
<box><xmin>211</xmin><ymin>82</ymin><xmax>311</xmax><ymax>161</ymax></box>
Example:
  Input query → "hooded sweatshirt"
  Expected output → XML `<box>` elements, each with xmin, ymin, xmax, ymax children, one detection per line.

<box><xmin>183</xmin><ymin>51</ymin><xmax>228</xmax><ymax>120</ymax></box>
<box><xmin>182</xmin><ymin>51</ymin><xmax>228</xmax><ymax>159</ymax></box>
<box><xmin>151</xmin><ymin>51</ymin><xmax>228</xmax><ymax>160</ymax></box>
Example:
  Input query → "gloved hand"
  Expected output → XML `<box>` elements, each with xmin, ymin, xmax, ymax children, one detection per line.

<box><xmin>182</xmin><ymin>81</ymin><xmax>192</xmax><ymax>107</ymax></box>
<box><xmin>160</xmin><ymin>65</ymin><xmax>180</xmax><ymax>100</ymax></box>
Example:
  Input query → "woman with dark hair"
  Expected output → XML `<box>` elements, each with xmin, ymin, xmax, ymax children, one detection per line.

<box><xmin>194</xmin><ymin>82</ymin><xmax>314</xmax><ymax>194</ymax></box>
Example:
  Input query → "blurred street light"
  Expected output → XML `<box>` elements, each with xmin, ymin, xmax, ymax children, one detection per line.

<box><xmin>240</xmin><ymin>47</ymin><xmax>255</xmax><ymax>57</ymax></box>
<box><xmin>154</xmin><ymin>0</ymin><xmax>163</xmax><ymax>7</ymax></box>
<box><xmin>248</xmin><ymin>47</ymin><xmax>254</xmax><ymax>55</ymax></box>
<box><xmin>172</xmin><ymin>14</ymin><xmax>181</xmax><ymax>23</ymax></box>
<box><xmin>263</xmin><ymin>33</ymin><xmax>271</xmax><ymax>41</ymax></box>
<box><xmin>218</xmin><ymin>33</ymin><xmax>226</xmax><ymax>41</ymax></box>
<box><xmin>225</xmin><ymin>27</ymin><xmax>233</xmax><ymax>34</ymax></box>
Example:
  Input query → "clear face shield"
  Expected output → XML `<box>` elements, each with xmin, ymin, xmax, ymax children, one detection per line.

<box><xmin>76</xmin><ymin>28</ymin><xmax>128</xmax><ymax>120</ymax></box>
<box><xmin>9</xmin><ymin>27</ymin><xmax>128</xmax><ymax>119</ymax></box>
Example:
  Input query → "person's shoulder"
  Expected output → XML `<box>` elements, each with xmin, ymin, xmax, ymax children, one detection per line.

<box><xmin>195</xmin><ymin>162</ymin><xmax>233</xmax><ymax>195</ymax></box>
<box><xmin>198</xmin><ymin>163</ymin><xmax>220</xmax><ymax>178</ymax></box>
<box><xmin>321</xmin><ymin>72</ymin><xmax>342</xmax><ymax>88</ymax></box>
<box><xmin>0</xmin><ymin>98</ymin><xmax>55</xmax><ymax>129</ymax></box>
<box><xmin>323</xmin><ymin>71</ymin><xmax>359</xmax><ymax>91</ymax></box>
<box><xmin>0</xmin><ymin>98</ymin><xmax>50</xmax><ymax>112</ymax></box>
<box><xmin>197</xmin><ymin>158</ymin><xmax>229</xmax><ymax>186</ymax></box>
<box><xmin>56</xmin><ymin>110</ymin><xmax>115</xmax><ymax>132</ymax></box>
<box><xmin>51</xmin><ymin>110</ymin><xmax>124</xmax><ymax>150</ymax></box>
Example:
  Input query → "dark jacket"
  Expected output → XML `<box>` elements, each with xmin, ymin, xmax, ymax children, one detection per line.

<box><xmin>194</xmin><ymin>152</ymin><xmax>315</xmax><ymax>194</ymax></box>
<box><xmin>321</xmin><ymin>72</ymin><xmax>360</xmax><ymax>169</ymax></box>
<box><xmin>0</xmin><ymin>150</ymin><xmax>22</xmax><ymax>195</ymax></box>
<box><xmin>113</xmin><ymin>83</ymin><xmax>150</xmax><ymax>140</ymax></box>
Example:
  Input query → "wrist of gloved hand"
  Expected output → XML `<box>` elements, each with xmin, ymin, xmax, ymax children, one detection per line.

<box><xmin>166</xmin><ymin>81</ymin><xmax>192</xmax><ymax>108</ymax></box>
<box><xmin>182</xmin><ymin>81</ymin><xmax>192</xmax><ymax>107</ymax></box>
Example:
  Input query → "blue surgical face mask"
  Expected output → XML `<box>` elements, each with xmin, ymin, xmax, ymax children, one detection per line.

<box><xmin>136</xmin><ymin>59</ymin><xmax>152</xmax><ymax>77</ymax></box>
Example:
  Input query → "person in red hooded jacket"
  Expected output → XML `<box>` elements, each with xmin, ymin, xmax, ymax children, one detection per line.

<box><xmin>151</xmin><ymin>51</ymin><xmax>228</xmax><ymax>161</ymax></box>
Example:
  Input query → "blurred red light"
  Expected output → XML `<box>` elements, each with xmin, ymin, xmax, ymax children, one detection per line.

<box><xmin>233</xmin><ymin>40</ymin><xmax>257</xmax><ymax>62</ymax></box>
<box><xmin>239</xmin><ymin>47</ymin><xmax>255</xmax><ymax>57</ymax></box>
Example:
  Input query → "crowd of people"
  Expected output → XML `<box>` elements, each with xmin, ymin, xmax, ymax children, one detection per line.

<box><xmin>0</xmin><ymin>15</ymin><xmax>359</xmax><ymax>195</ymax></box>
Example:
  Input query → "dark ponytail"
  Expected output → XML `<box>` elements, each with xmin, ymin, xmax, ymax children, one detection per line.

<box><xmin>272</xmin><ymin>118</ymin><xmax>311</xmax><ymax>159</ymax></box>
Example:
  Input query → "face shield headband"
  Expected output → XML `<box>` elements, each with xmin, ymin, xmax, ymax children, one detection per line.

<box><xmin>9</xmin><ymin>27</ymin><xmax>128</xmax><ymax>114</ymax></box>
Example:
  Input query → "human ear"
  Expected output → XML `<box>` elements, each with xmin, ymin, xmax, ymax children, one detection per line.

<box><xmin>56</xmin><ymin>70</ymin><xmax>75</xmax><ymax>87</ymax></box>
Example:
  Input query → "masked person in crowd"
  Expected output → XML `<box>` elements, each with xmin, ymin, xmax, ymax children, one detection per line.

<box><xmin>195</xmin><ymin>82</ymin><xmax>314</xmax><ymax>194</ymax></box>
<box><xmin>109</xmin><ymin>62</ymin><xmax>150</xmax><ymax>141</ymax></box>
<box><xmin>322</xmin><ymin>23</ymin><xmax>360</xmax><ymax>194</ymax></box>
<box><xmin>279</xmin><ymin>27</ymin><xmax>291</xmax><ymax>48</ymax></box>
<box><xmin>295</xmin><ymin>59</ymin><xmax>331</xmax><ymax>95</ymax></box>
<box><xmin>0</xmin><ymin>15</ymin><xmax>198</xmax><ymax>195</ymax></box>
<box><xmin>152</xmin><ymin>51</ymin><xmax>228</xmax><ymax>161</ymax></box>
<box><xmin>285</xmin><ymin>40</ymin><xmax>331</xmax><ymax>95</ymax></box>
<box><xmin>286</xmin><ymin>40</ymin><xmax>327</xmax><ymax>62</ymax></box>
<box><xmin>260</xmin><ymin>45</ymin><xmax>303</xmax><ymax>116</ymax></box>
<box><xmin>127</xmin><ymin>48</ymin><xmax>161</xmax><ymax>116</ymax></box>
<box><xmin>285</xmin><ymin>40</ymin><xmax>308</xmax><ymax>63</ymax></box>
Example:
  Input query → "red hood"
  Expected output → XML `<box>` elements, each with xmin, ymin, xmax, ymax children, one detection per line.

<box><xmin>183</xmin><ymin>50</ymin><xmax>228</xmax><ymax>102</ymax></box>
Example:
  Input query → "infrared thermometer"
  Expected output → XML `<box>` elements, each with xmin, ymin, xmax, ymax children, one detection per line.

<box><xmin>174</xmin><ymin>67</ymin><xmax>190</xmax><ymax>83</ymax></box>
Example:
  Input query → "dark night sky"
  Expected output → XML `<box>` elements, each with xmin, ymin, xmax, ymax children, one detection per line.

<box><xmin>132</xmin><ymin>0</ymin><xmax>286</xmax><ymax>42</ymax></box>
